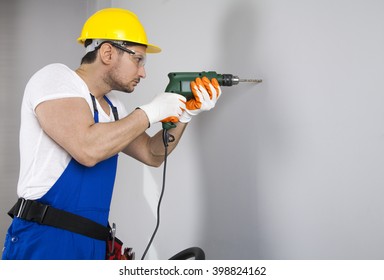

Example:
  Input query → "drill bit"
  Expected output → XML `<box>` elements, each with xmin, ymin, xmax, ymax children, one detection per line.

<box><xmin>230</xmin><ymin>75</ymin><xmax>263</xmax><ymax>85</ymax></box>
<box><xmin>239</xmin><ymin>78</ymin><xmax>263</xmax><ymax>83</ymax></box>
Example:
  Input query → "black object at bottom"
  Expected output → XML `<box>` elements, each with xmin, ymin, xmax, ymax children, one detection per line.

<box><xmin>169</xmin><ymin>247</ymin><xmax>206</xmax><ymax>260</ymax></box>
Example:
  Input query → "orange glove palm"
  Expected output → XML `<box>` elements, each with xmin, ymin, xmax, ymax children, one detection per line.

<box><xmin>179</xmin><ymin>77</ymin><xmax>222</xmax><ymax>123</ymax></box>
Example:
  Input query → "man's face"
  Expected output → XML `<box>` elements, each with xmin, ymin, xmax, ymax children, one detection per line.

<box><xmin>106</xmin><ymin>44</ymin><xmax>147</xmax><ymax>93</ymax></box>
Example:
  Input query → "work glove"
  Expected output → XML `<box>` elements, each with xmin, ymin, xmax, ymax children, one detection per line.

<box><xmin>139</xmin><ymin>92</ymin><xmax>186</xmax><ymax>126</ymax></box>
<box><xmin>179</xmin><ymin>77</ymin><xmax>222</xmax><ymax>123</ymax></box>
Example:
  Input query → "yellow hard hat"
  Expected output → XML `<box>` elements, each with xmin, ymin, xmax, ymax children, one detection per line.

<box><xmin>77</xmin><ymin>8</ymin><xmax>161</xmax><ymax>53</ymax></box>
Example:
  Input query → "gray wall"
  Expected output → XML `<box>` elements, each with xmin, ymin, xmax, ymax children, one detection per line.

<box><xmin>110</xmin><ymin>0</ymin><xmax>384</xmax><ymax>260</ymax></box>
<box><xmin>1</xmin><ymin>0</ymin><xmax>384</xmax><ymax>260</ymax></box>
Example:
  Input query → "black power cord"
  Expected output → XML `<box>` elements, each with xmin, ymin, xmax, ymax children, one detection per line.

<box><xmin>141</xmin><ymin>129</ymin><xmax>174</xmax><ymax>260</ymax></box>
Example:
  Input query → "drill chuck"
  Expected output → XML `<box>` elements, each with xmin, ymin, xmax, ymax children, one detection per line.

<box><xmin>220</xmin><ymin>74</ymin><xmax>239</xmax><ymax>86</ymax></box>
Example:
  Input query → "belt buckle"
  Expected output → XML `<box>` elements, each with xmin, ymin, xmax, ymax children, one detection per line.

<box><xmin>16</xmin><ymin>198</ymin><xmax>26</xmax><ymax>218</ymax></box>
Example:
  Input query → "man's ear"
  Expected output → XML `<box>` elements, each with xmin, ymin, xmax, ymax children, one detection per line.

<box><xmin>98</xmin><ymin>43</ymin><xmax>113</xmax><ymax>64</ymax></box>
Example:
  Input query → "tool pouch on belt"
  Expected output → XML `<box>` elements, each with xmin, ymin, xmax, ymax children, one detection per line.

<box><xmin>106</xmin><ymin>223</ymin><xmax>135</xmax><ymax>260</ymax></box>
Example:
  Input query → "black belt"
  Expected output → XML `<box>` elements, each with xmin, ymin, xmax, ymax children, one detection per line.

<box><xmin>8</xmin><ymin>198</ymin><xmax>110</xmax><ymax>241</ymax></box>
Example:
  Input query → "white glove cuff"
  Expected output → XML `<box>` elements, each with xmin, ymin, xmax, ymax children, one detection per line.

<box><xmin>138</xmin><ymin>104</ymin><xmax>156</xmax><ymax>126</ymax></box>
<box><xmin>179</xmin><ymin>110</ymin><xmax>192</xmax><ymax>123</ymax></box>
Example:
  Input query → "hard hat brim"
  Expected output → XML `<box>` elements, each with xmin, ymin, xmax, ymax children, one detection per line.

<box><xmin>146</xmin><ymin>43</ymin><xmax>161</xmax><ymax>54</ymax></box>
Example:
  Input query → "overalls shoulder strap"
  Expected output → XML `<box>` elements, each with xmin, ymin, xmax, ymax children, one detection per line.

<box><xmin>90</xmin><ymin>94</ymin><xmax>119</xmax><ymax>122</ymax></box>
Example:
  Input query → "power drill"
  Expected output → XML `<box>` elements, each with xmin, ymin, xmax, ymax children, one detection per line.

<box><xmin>162</xmin><ymin>71</ymin><xmax>262</xmax><ymax>130</ymax></box>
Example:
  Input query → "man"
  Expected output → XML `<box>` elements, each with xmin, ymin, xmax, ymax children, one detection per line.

<box><xmin>2</xmin><ymin>8</ymin><xmax>221</xmax><ymax>260</ymax></box>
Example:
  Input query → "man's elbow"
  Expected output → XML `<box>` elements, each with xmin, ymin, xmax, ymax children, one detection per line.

<box><xmin>148</xmin><ymin>160</ymin><xmax>163</xmax><ymax>168</ymax></box>
<box><xmin>72</xmin><ymin>151</ymin><xmax>100</xmax><ymax>167</ymax></box>
<box><xmin>144</xmin><ymin>156</ymin><xmax>164</xmax><ymax>168</ymax></box>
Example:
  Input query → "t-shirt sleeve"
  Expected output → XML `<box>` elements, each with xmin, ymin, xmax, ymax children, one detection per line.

<box><xmin>25</xmin><ymin>63</ymin><xmax>88</xmax><ymax>112</ymax></box>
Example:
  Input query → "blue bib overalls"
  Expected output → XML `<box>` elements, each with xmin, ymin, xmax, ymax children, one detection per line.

<box><xmin>2</xmin><ymin>95</ymin><xmax>119</xmax><ymax>259</ymax></box>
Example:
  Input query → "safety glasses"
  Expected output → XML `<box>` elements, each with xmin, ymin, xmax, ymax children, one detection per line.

<box><xmin>108</xmin><ymin>41</ymin><xmax>147</xmax><ymax>67</ymax></box>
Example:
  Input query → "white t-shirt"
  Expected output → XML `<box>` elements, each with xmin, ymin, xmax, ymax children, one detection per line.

<box><xmin>17</xmin><ymin>63</ymin><xmax>128</xmax><ymax>200</ymax></box>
